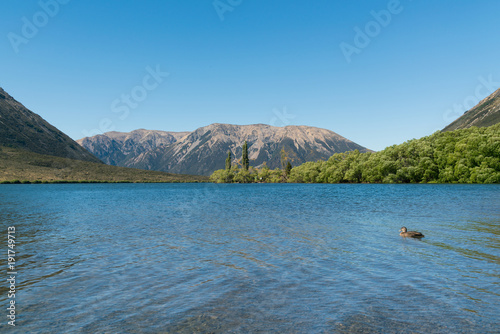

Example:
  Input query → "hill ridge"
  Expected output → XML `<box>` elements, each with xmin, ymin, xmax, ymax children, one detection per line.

<box><xmin>0</xmin><ymin>87</ymin><xmax>102</xmax><ymax>163</ymax></box>
<box><xmin>443</xmin><ymin>87</ymin><xmax>500</xmax><ymax>131</ymax></box>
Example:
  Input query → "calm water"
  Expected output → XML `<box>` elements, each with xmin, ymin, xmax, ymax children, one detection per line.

<box><xmin>0</xmin><ymin>184</ymin><xmax>499</xmax><ymax>333</ymax></box>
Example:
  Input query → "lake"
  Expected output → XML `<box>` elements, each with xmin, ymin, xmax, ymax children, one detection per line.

<box><xmin>0</xmin><ymin>184</ymin><xmax>499</xmax><ymax>333</ymax></box>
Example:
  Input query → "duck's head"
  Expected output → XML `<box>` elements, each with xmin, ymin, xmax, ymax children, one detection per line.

<box><xmin>400</xmin><ymin>227</ymin><xmax>407</xmax><ymax>233</ymax></box>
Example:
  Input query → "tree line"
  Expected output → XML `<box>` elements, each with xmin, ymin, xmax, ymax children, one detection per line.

<box><xmin>210</xmin><ymin>124</ymin><xmax>500</xmax><ymax>184</ymax></box>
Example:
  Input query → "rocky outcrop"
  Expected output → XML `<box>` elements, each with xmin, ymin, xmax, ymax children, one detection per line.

<box><xmin>77</xmin><ymin>129</ymin><xmax>189</xmax><ymax>166</ymax></box>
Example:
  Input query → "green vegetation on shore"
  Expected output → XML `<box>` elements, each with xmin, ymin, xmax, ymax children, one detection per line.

<box><xmin>210</xmin><ymin>124</ymin><xmax>500</xmax><ymax>184</ymax></box>
<box><xmin>0</xmin><ymin>146</ymin><xmax>208</xmax><ymax>183</ymax></box>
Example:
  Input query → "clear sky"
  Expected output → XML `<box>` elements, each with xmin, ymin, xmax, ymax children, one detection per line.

<box><xmin>1</xmin><ymin>0</ymin><xmax>499</xmax><ymax>151</ymax></box>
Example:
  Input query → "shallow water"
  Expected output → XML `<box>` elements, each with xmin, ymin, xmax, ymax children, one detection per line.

<box><xmin>0</xmin><ymin>183</ymin><xmax>499</xmax><ymax>333</ymax></box>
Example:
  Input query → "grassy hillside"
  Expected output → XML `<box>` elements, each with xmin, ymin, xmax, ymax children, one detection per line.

<box><xmin>0</xmin><ymin>87</ymin><xmax>102</xmax><ymax>163</ymax></box>
<box><xmin>443</xmin><ymin>88</ymin><xmax>500</xmax><ymax>131</ymax></box>
<box><xmin>0</xmin><ymin>146</ymin><xmax>208</xmax><ymax>183</ymax></box>
<box><xmin>211</xmin><ymin>124</ymin><xmax>500</xmax><ymax>184</ymax></box>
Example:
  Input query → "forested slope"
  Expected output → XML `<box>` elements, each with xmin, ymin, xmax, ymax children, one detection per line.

<box><xmin>210</xmin><ymin>124</ymin><xmax>500</xmax><ymax>184</ymax></box>
<box><xmin>290</xmin><ymin>124</ymin><xmax>499</xmax><ymax>184</ymax></box>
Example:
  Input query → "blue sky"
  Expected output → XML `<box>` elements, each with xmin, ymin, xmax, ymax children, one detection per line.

<box><xmin>1</xmin><ymin>0</ymin><xmax>499</xmax><ymax>151</ymax></box>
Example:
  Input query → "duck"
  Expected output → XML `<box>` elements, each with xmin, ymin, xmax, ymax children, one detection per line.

<box><xmin>399</xmin><ymin>227</ymin><xmax>424</xmax><ymax>238</ymax></box>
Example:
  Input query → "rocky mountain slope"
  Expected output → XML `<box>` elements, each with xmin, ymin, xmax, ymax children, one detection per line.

<box><xmin>0</xmin><ymin>87</ymin><xmax>102</xmax><ymax>163</ymax></box>
<box><xmin>443</xmin><ymin>88</ymin><xmax>500</xmax><ymax>131</ymax></box>
<box><xmin>77</xmin><ymin>129</ymin><xmax>189</xmax><ymax>166</ymax></box>
<box><xmin>78</xmin><ymin>123</ymin><xmax>371</xmax><ymax>175</ymax></box>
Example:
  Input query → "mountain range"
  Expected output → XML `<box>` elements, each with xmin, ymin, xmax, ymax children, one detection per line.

<box><xmin>443</xmin><ymin>88</ymin><xmax>500</xmax><ymax>131</ymax></box>
<box><xmin>2</xmin><ymin>84</ymin><xmax>498</xmax><ymax>180</ymax></box>
<box><xmin>78</xmin><ymin>124</ymin><xmax>371</xmax><ymax>175</ymax></box>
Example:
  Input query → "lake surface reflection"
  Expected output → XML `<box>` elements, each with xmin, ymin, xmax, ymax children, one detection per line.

<box><xmin>0</xmin><ymin>184</ymin><xmax>499</xmax><ymax>333</ymax></box>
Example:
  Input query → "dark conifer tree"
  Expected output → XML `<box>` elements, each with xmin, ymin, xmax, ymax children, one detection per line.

<box><xmin>286</xmin><ymin>161</ymin><xmax>292</xmax><ymax>176</ymax></box>
<box><xmin>225</xmin><ymin>150</ymin><xmax>232</xmax><ymax>170</ymax></box>
<box><xmin>242</xmin><ymin>141</ymin><xmax>249</xmax><ymax>171</ymax></box>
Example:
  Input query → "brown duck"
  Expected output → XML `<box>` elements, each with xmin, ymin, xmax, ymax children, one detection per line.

<box><xmin>399</xmin><ymin>227</ymin><xmax>424</xmax><ymax>238</ymax></box>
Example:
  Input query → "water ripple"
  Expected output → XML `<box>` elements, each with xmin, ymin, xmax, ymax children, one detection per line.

<box><xmin>0</xmin><ymin>183</ymin><xmax>498</xmax><ymax>333</ymax></box>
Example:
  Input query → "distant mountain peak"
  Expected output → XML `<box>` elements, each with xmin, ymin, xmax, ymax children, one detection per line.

<box><xmin>78</xmin><ymin>123</ymin><xmax>371</xmax><ymax>175</ymax></box>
